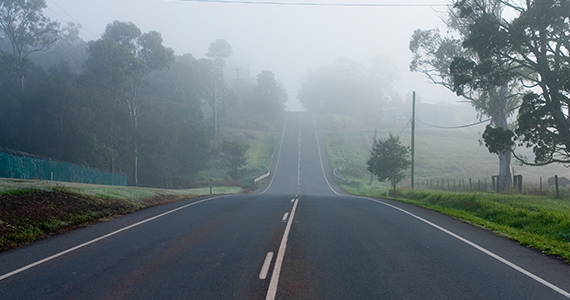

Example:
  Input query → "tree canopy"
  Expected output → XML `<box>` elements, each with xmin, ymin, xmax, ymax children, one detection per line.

<box><xmin>298</xmin><ymin>57</ymin><xmax>399</xmax><ymax>120</ymax></box>
<box><xmin>367</xmin><ymin>133</ymin><xmax>411</xmax><ymax>193</ymax></box>
<box><xmin>410</xmin><ymin>0</ymin><xmax>520</xmax><ymax>190</ymax></box>
<box><xmin>219</xmin><ymin>141</ymin><xmax>249</xmax><ymax>181</ymax></box>
<box><xmin>451</xmin><ymin>0</ymin><xmax>570</xmax><ymax>166</ymax></box>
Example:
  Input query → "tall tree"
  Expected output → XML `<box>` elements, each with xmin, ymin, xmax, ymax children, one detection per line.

<box><xmin>206</xmin><ymin>38</ymin><xmax>232</xmax><ymax>120</ymax></box>
<box><xmin>29</xmin><ymin>22</ymin><xmax>88</xmax><ymax>74</ymax></box>
<box><xmin>409</xmin><ymin>0</ymin><xmax>520</xmax><ymax>191</ymax></box>
<box><xmin>248</xmin><ymin>70</ymin><xmax>287</xmax><ymax>121</ymax></box>
<box><xmin>138</xmin><ymin>54</ymin><xmax>210</xmax><ymax>187</ymax></box>
<box><xmin>452</xmin><ymin>0</ymin><xmax>570</xmax><ymax>166</ymax></box>
<box><xmin>0</xmin><ymin>0</ymin><xmax>60</xmax><ymax>91</ymax></box>
<box><xmin>85</xmin><ymin>21</ymin><xmax>174</xmax><ymax>185</ymax></box>
<box><xmin>367</xmin><ymin>133</ymin><xmax>411</xmax><ymax>193</ymax></box>
<box><xmin>298</xmin><ymin>57</ymin><xmax>398</xmax><ymax>121</ymax></box>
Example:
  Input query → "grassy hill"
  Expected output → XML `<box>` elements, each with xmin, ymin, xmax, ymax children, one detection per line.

<box><xmin>321</xmin><ymin>113</ymin><xmax>570</xmax><ymax>195</ymax></box>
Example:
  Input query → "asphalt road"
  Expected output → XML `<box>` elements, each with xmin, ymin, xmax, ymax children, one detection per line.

<box><xmin>2</xmin><ymin>112</ymin><xmax>570</xmax><ymax>299</ymax></box>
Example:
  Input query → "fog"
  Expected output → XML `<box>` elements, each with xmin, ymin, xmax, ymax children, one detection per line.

<box><xmin>44</xmin><ymin>0</ymin><xmax>464</xmax><ymax>111</ymax></box>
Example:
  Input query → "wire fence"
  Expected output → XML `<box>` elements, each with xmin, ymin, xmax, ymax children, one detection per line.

<box><xmin>0</xmin><ymin>147</ymin><xmax>126</xmax><ymax>186</ymax></box>
<box><xmin>415</xmin><ymin>175</ymin><xmax>570</xmax><ymax>197</ymax></box>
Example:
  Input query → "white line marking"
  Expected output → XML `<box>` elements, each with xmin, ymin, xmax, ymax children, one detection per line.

<box><xmin>259</xmin><ymin>252</ymin><xmax>274</xmax><ymax>280</ymax></box>
<box><xmin>282</xmin><ymin>212</ymin><xmax>289</xmax><ymax>222</ymax></box>
<box><xmin>362</xmin><ymin>196</ymin><xmax>570</xmax><ymax>299</ymax></box>
<box><xmin>259</xmin><ymin>113</ymin><xmax>291</xmax><ymax>195</ymax></box>
<box><xmin>266</xmin><ymin>199</ymin><xmax>299</xmax><ymax>300</ymax></box>
<box><xmin>298</xmin><ymin>113</ymin><xmax>302</xmax><ymax>187</ymax></box>
<box><xmin>0</xmin><ymin>195</ymin><xmax>227</xmax><ymax>282</ymax></box>
<box><xmin>312</xmin><ymin>114</ymin><xmax>342</xmax><ymax>196</ymax></box>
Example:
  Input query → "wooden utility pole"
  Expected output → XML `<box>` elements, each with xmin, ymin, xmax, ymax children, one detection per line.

<box><xmin>234</xmin><ymin>67</ymin><xmax>242</xmax><ymax>116</ymax></box>
<box><xmin>370</xmin><ymin>128</ymin><xmax>377</xmax><ymax>184</ymax></box>
<box><xmin>411</xmin><ymin>91</ymin><xmax>416</xmax><ymax>190</ymax></box>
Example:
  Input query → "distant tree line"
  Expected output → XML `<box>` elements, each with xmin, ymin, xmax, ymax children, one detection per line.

<box><xmin>297</xmin><ymin>57</ymin><xmax>401</xmax><ymax>122</ymax></box>
<box><xmin>0</xmin><ymin>0</ymin><xmax>287</xmax><ymax>187</ymax></box>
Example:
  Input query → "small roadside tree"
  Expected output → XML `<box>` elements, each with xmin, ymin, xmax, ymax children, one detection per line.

<box><xmin>219</xmin><ymin>141</ymin><xmax>249</xmax><ymax>181</ymax></box>
<box><xmin>367</xmin><ymin>133</ymin><xmax>411</xmax><ymax>194</ymax></box>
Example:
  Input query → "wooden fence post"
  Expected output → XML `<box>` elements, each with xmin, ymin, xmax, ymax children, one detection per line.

<box><xmin>554</xmin><ymin>175</ymin><xmax>560</xmax><ymax>198</ymax></box>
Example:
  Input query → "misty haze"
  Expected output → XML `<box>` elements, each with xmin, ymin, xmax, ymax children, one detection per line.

<box><xmin>2</xmin><ymin>1</ymin><xmax>570</xmax><ymax>299</ymax></box>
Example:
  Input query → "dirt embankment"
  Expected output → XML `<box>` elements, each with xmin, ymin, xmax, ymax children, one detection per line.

<box><xmin>0</xmin><ymin>190</ymin><xmax>197</xmax><ymax>252</ymax></box>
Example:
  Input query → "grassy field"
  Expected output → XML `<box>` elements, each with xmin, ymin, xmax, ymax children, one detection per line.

<box><xmin>321</xmin><ymin>113</ymin><xmax>570</xmax><ymax>193</ymax></box>
<box><xmin>320</xmin><ymin>112</ymin><xmax>570</xmax><ymax>261</ymax></box>
<box><xmin>0</xmin><ymin>178</ymin><xmax>242</xmax><ymax>199</ymax></box>
<box><xmin>188</xmin><ymin>113</ymin><xmax>279</xmax><ymax>188</ymax></box>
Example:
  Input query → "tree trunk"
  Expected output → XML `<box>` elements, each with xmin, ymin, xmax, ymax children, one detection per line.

<box><xmin>496</xmin><ymin>83</ymin><xmax>512</xmax><ymax>191</ymax></box>
<box><xmin>498</xmin><ymin>150</ymin><xmax>511</xmax><ymax>191</ymax></box>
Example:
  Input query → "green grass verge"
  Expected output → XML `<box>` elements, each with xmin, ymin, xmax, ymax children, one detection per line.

<box><xmin>0</xmin><ymin>178</ymin><xmax>242</xmax><ymax>199</ymax></box>
<box><xmin>340</xmin><ymin>180</ymin><xmax>570</xmax><ymax>261</ymax></box>
<box><xmin>320</xmin><ymin>112</ymin><xmax>570</xmax><ymax>261</ymax></box>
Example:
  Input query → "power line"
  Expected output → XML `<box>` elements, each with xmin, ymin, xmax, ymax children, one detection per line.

<box><xmin>397</xmin><ymin>118</ymin><xmax>412</xmax><ymax>136</ymax></box>
<box><xmin>177</xmin><ymin>0</ymin><xmax>448</xmax><ymax>7</ymax></box>
<box><xmin>415</xmin><ymin>117</ymin><xmax>491</xmax><ymax>129</ymax></box>
<box><xmin>47</xmin><ymin>0</ymin><xmax>99</xmax><ymax>40</ymax></box>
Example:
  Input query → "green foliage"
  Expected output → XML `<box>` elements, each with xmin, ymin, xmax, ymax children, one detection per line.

<box><xmin>206</xmin><ymin>39</ymin><xmax>233</xmax><ymax>60</ymax></box>
<box><xmin>367</xmin><ymin>133</ymin><xmax>410</xmax><ymax>192</ymax></box>
<box><xmin>0</xmin><ymin>15</ymin><xmax>282</xmax><ymax>189</ymax></box>
<box><xmin>219</xmin><ymin>141</ymin><xmax>250</xmax><ymax>181</ymax></box>
<box><xmin>0</xmin><ymin>0</ymin><xmax>60</xmax><ymax>90</ymax></box>
<box><xmin>392</xmin><ymin>190</ymin><xmax>570</xmax><ymax>261</ymax></box>
<box><xmin>411</xmin><ymin>2</ymin><xmax>520</xmax><ymax>191</ymax></box>
<box><xmin>482</xmin><ymin>124</ymin><xmax>515</xmax><ymax>155</ymax></box>
<box><xmin>243</xmin><ymin>70</ymin><xmax>287</xmax><ymax>121</ymax></box>
<box><xmin>453</xmin><ymin>0</ymin><xmax>570</xmax><ymax>166</ymax></box>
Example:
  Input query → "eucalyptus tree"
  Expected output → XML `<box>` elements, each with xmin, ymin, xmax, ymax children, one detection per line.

<box><xmin>249</xmin><ymin>70</ymin><xmax>288</xmax><ymax>121</ymax></box>
<box><xmin>30</xmin><ymin>22</ymin><xmax>88</xmax><ymax>74</ymax></box>
<box><xmin>452</xmin><ymin>0</ymin><xmax>570</xmax><ymax>167</ymax></box>
<box><xmin>409</xmin><ymin>0</ymin><xmax>520</xmax><ymax>191</ymax></box>
<box><xmin>206</xmin><ymin>38</ymin><xmax>232</xmax><ymax>119</ymax></box>
<box><xmin>0</xmin><ymin>0</ymin><xmax>60</xmax><ymax>91</ymax></box>
<box><xmin>138</xmin><ymin>54</ymin><xmax>210</xmax><ymax>187</ymax></box>
<box><xmin>85</xmin><ymin>21</ymin><xmax>174</xmax><ymax>185</ymax></box>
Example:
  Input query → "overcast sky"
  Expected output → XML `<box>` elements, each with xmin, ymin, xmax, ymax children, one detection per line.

<box><xmin>44</xmin><ymin>0</ymin><xmax>464</xmax><ymax>111</ymax></box>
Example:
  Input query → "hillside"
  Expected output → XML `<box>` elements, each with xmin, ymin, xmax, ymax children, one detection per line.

<box><xmin>322</xmin><ymin>113</ymin><xmax>570</xmax><ymax>192</ymax></box>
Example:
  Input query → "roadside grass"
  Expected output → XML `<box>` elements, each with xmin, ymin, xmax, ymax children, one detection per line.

<box><xmin>0</xmin><ymin>178</ymin><xmax>241</xmax><ymax>199</ymax></box>
<box><xmin>320</xmin><ymin>112</ymin><xmax>570</xmax><ymax>262</ymax></box>
<box><xmin>355</xmin><ymin>188</ymin><xmax>570</xmax><ymax>261</ymax></box>
<box><xmin>0</xmin><ymin>178</ymin><xmax>242</xmax><ymax>252</ymax></box>
<box><xmin>189</xmin><ymin>113</ymin><xmax>279</xmax><ymax>188</ymax></box>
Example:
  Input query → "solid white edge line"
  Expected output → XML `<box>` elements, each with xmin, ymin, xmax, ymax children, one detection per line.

<box><xmin>259</xmin><ymin>252</ymin><xmax>274</xmax><ymax>280</ymax></box>
<box><xmin>282</xmin><ymin>212</ymin><xmax>289</xmax><ymax>222</ymax></box>
<box><xmin>259</xmin><ymin>113</ymin><xmax>291</xmax><ymax>195</ymax></box>
<box><xmin>0</xmin><ymin>195</ymin><xmax>227</xmax><ymax>282</ymax></box>
<box><xmin>312</xmin><ymin>113</ymin><xmax>341</xmax><ymax>196</ymax></box>
<box><xmin>361</xmin><ymin>196</ymin><xmax>570</xmax><ymax>299</ymax></box>
<box><xmin>266</xmin><ymin>199</ymin><xmax>299</xmax><ymax>300</ymax></box>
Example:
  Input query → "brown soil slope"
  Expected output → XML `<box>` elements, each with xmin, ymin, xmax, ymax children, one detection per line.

<box><xmin>0</xmin><ymin>190</ymin><xmax>196</xmax><ymax>252</ymax></box>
